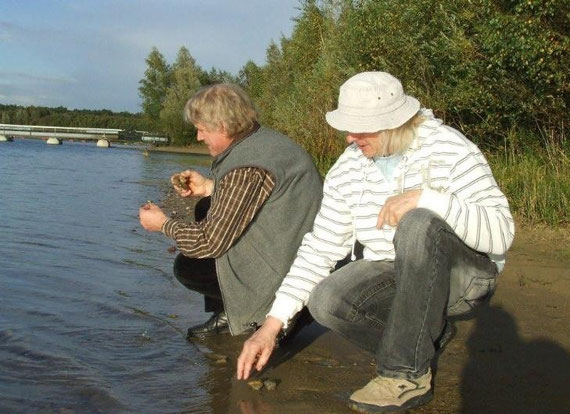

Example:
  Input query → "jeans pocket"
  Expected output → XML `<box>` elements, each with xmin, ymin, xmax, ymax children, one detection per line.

<box><xmin>448</xmin><ymin>277</ymin><xmax>497</xmax><ymax>316</ymax></box>
<box><xmin>347</xmin><ymin>279</ymin><xmax>395</xmax><ymax>329</ymax></box>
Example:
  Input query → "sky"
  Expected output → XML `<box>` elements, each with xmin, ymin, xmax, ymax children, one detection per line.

<box><xmin>0</xmin><ymin>0</ymin><xmax>301</xmax><ymax>113</ymax></box>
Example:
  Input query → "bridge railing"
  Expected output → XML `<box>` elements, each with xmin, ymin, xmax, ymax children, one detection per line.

<box><xmin>0</xmin><ymin>124</ymin><xmax>168</xmax><ymax>143</ymax></box>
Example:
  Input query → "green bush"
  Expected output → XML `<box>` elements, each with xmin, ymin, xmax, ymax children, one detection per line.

<box><xmin>239</xmin><ymin>0</ymin><xmax>569</xmax><ymax>224</ymax></box>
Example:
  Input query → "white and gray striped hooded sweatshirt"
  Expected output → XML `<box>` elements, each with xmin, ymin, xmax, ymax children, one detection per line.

<box><xmin>268</xmin><ymin>108</ymin><xmax>515</xmax><ymax>326</ymax></box>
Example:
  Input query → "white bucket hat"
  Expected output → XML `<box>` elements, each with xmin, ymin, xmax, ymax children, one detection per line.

<box><xmin>326</xmin><ymin>72</ymin><xmax>420</xmax><ymax>133</ymax></box>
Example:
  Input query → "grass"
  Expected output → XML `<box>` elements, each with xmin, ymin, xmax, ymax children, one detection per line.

<box><xmin>488</xmin><ymin>129</ymin><xmax>570</xmax><ymax>227</ymax></box>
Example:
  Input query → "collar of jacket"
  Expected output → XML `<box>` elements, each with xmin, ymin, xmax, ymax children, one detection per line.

<box><xmin>211</xmin><ymin>122</ymin><xmax>261</xmax><ymax>167</ymax></box>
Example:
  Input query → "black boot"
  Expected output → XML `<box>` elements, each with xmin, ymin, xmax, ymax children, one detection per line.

<box><xmin>186</xmin><ymin>311</ymin><xmax>230</xmax><ymax>339</ymax></box>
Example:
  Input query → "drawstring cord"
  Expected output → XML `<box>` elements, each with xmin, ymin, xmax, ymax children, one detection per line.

<box><xmin>351</xmin><ymin>156</ymin><xmax>369</xmax><ymax>261</ymax></box>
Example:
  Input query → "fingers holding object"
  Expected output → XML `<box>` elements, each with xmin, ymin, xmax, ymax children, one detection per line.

<box><xmin>171</xmin><ymin>173</ymin><xmax>190</xmax><ymax>192</ymax></box>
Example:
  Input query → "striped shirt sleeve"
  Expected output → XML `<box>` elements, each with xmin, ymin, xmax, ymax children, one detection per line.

<box><xmin>268</xmin><ymin>176</ymin><xmax>354</xmax><ymax>326</ymax></box>
<box><xmin>161</xmin><ymin>167</ymin><xmax>275</xmax><ymax>258</ymax></box>
<box><xmin>418</xmin><ymin>148</ymin><xmax>514</xmax><ymax>255</ymax></box>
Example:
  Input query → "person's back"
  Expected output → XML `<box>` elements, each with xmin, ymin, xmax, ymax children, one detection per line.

<box><xmin>211</xmin><ymin>125</ymin><xmax>322</xmax><ymax>334</ymax></box>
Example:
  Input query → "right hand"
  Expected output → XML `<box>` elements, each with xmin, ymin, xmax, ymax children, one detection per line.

<box><xmin>236</xmin><ymin>316</ymin><xmax>283</xmax><ymax>380</ymax></box>
<box><xmin>171</xmin><ymin>170</ymin><xmax>214</xmax><ymax>198</ymax></box>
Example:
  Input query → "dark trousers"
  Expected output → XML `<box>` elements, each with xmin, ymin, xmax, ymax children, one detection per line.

<box><xmin>172</xmin><ymin>197</ymin><xmax>224</xmax><ymax>313</ymax></box>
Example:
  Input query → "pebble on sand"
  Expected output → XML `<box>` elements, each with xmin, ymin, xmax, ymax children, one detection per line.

<box><xmin>247</xmin><ymin>380</ymin><xmax>264</xmax><ymax>391</ymax></box>
<box><xmin>204</xmin><ymin>353</ymin><xmax>229</xmax><ymax>365</ymax></box>
<box><xmin>263</xmin><ymin>379</ymin><xmax>278</xmax><ymax>391</ymax></box>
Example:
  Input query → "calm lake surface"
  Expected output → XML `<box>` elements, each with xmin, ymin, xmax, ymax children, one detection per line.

<box><xmin>0</xmin><ymin>139</ymin><xmax>218</xmax><ymax>413</ymax></box>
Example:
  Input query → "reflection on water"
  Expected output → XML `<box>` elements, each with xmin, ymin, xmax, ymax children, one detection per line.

<box><xmin>0</xmin><ymin>139</ymin><xmax>216</xmax><ymax>412</ymax></box>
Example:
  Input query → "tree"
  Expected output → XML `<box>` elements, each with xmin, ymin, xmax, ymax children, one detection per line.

<box><xmin>139</xmin><ymin>47</ymin><xmax>171</xmax><ymax>127</ymax></box>
<box><xmin>159</xmin><ymin>47</ymin><xmax>202</xmax><ymax>145</ymax></box>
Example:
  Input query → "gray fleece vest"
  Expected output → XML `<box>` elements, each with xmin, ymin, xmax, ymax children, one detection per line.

<box><xmin>211</xmin><ymin>126</ymin><xmax>322</xmax><ymax>334</ymax></box>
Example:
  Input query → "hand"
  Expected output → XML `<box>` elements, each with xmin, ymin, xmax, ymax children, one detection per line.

<box><xmin>236</xmin><ymin>316</ymin><xmax>283</xmax><ymax>380</ymax></box>
<box><xmin>171</xmin><ymin>170</ymin><xmax>214</xmax><ymax>198</ymax></box>
<box><xmin>377</xmin><ymin>189</ymin><xmax>422</xmax><ymax>228</ymax></box>
<box><xmin>139</xmin><ymin>202</ymin><xmax>168</xmax><ymax>232</ymax></box>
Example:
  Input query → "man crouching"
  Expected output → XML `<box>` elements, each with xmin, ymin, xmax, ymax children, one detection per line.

<box><xmin>139</xmin><ymin>84</ymin><xmax>322</xmax><ymax>337</ymax></box>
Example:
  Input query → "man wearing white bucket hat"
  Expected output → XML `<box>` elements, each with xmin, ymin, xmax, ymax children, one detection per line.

<box><xmin>237</xmin><ymin>72</ymin><xmax>514</xmax><ymax>412</ymax></box>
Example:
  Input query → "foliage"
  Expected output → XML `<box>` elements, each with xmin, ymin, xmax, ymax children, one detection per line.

<box><xmin>239</xmin><ymin>1</ymin><xmax>354</xmax><ymax>170</ymax></box>
<box><xmin>138</xmin><ymin>47</ymin><xmax>171</xmax><ymax>128</ymax></box>
<box><xmin>138</xmin><ymin>46</ymin><xmax>241</xmax><ymax>145</ymax></box>
<box><xmin>159</xmin><ymin>47</ymin><xmax>202</xmax><ymax>146</ymax></box>
<box><xmin>235</xmin><ymin>0</ymin><xmax>569</xmax><ymax>224</ymax></box>
<box><xmin>199</xmin><ymin>67</ymin><xmax>240</xmax><ymax>86</ymax></box>
<box><xmin>242</xmin><ymin>0</ymin><xmax>568</xmax><ymax>155</ymax></box>
<box><xmin>0</xmin><ymin>103</ymin><xmax>146</xmax><ymax>131</ymax></box>
<box><xmin>489</xmin><ymin>129</ymin><xmax>570</xmax><ymax>226</ymax></box>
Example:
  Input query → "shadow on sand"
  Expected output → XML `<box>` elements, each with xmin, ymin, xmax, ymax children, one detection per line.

<box><xmin>460</xmin><ymin>304</ymin><xmax>570</xmax><ymax>414</ymax></box>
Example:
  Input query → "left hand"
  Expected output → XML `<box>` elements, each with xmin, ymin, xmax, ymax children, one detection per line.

<box><xmin>139</xmin><ymin>202</ymin><xmax>168</xmax><ymax>232</ymax></box>
<box><xmin>377</xmin><ymin>189</ymin><xmax>422</xmax><ymax>228</ymax></box>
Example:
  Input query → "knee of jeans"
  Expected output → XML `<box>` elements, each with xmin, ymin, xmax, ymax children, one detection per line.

<box><xmin>395</xmin><ymin>208</ymin><xmax>446</xmax><ymax>247</ymax></box>
<box><xmin>307</xmin><ymin>281</ymin><xmax>336</xmax><ymax>326</ymax></box>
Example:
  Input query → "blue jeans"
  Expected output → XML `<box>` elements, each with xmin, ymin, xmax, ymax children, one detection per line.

<box><xmin>307</xmin><ymin>209</ymin><xmax>497</xmax><ymax>379</ymax></box>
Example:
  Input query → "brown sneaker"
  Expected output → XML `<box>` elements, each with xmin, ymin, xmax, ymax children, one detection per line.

<box><xmin>348</xmin><ymin>369</ymin><xmax>433</xmax><ymax>413</ymax></box>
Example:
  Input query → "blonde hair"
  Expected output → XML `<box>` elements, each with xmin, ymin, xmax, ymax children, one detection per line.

<box><xmin>184</xmin><ymin>83</ymin><xmax>258</xmax><ymax>138</ymax></box>
<box><xmin>379</xmin><ymin>112</ymin><xmax>425</xmax><ymax>155</ymax></box>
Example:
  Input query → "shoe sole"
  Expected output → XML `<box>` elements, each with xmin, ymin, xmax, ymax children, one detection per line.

<box><xmin>348</xmin><ymin>390</ymin><xmax>433</xmax><ymax>413</ymax></box>
<box><xmin>435</xmin><ymin>322</ymin><xmax>456</xmax><ymax>352</ymax></box>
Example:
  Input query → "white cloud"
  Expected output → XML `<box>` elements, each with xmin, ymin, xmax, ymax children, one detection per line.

<box><xmin>0</xmin><ymin>72</ymin><xmax>77</xmax><ymax>84</ymax></box>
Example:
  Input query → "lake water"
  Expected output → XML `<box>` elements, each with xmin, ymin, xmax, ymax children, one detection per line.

<box><xmin>0</xmin><ymin>138</ymin><xmax>220</xmax><ymax>413</ymax></box>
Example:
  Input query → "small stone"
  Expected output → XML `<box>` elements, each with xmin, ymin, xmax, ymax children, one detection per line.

<box><xmin>303</xmin><ymin>356</ymin><xmax>340</xmax><ymax>368</ymax></box>
<box><xmin>263</xmin><ymin>379</ymin><xmax>278</xmax><ymax>391</ymax></box>
<box><xmin>204</xmin><ymin>353</ymin><xmax>229</xmax><ymax>363</ymax></box>
<box><xmin>174</xmin><ymin>174</ymin><xmax>190</xmax><ymax>190</ymax></box>
<box><xmin>247</xmin><ymin>380</ymin><xmax>264</xmax><ymax>391</ymax></box>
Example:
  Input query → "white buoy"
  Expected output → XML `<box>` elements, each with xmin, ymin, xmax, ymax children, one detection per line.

<box><xmin>46</xmin><ymin>137</ymin><xmax>62</xmax><ymax>145</ymax></box>
<box><xmin>0</xmin><ymin>135</ymin><xmax>8</xmax><ymax>142</ymax></box>
<box><xmin>96</xmin><ymin>139</ymin><xmax>111</xmax><ymax>148</ymax></box>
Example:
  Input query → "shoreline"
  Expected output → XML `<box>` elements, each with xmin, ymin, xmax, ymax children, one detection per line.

<box><xmin>9</xmin><ymin>136</ymin><xmax>212</xmax><ymax>156</ymax></box>
<box><xmin>148</xmin><ymin>144</ymin><xmax>211</xmax><ymax>156</ymax></box>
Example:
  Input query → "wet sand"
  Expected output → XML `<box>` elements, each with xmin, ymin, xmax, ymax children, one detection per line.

<box><xmin>159</xmin><ymin>187</ymin><xmax>570</xmax><ymax>414</ymax></box>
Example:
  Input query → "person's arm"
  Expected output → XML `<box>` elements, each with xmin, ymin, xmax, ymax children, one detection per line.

<box><xmin>237</xmin><ymin>175</ymin><xmax>354</xmax><ymax>379</ymax></box>
<box><xmin>162</xmin><ymin>167</ymin><xmax>275</xmax><ymax>258</ymax></box>
<box><xmin>417</xmin><ymin>146</ymin><xmax>515</xmax><ymax>255</ymax></box>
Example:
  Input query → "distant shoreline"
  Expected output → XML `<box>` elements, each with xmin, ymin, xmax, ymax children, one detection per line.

<box><xmin>148</xmin><ymin>145</ymin><xmax>211</xmax><ymax>156</ymax></box>
<box><xmin>11</xmin><ymin>136</ymin><xmax>212</xmax><ymax>157</ymax></box>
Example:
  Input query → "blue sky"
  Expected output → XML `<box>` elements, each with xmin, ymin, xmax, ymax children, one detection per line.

<box><xmin>0</xmin><ymin>0</ymin><xmax>301</xmax><ymax>112</ymax></box>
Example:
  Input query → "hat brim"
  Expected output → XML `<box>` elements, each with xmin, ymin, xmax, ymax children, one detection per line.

<box><xmin>326</xmin><ymin>96</ymin><xmax>420</xmax><ymax>133</ymax></box>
